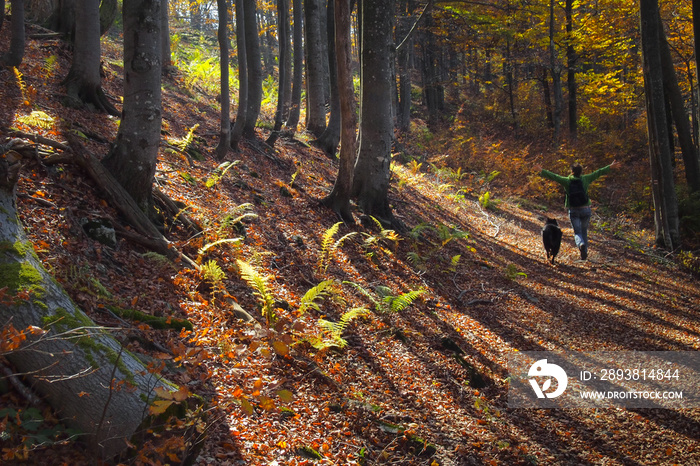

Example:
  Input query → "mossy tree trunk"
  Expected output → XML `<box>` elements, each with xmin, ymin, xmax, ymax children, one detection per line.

<box><xmin>0</xmin><ymin>150</ymin><xmax>175</xmax><ymax>459</ymax></box>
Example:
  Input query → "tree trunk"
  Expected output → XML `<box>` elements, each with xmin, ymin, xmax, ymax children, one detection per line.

<box><xmin>539</xmin><ymin>66</ymin><xmax>554</xmax><ymax>128</ymax></box>
<box><xmin>640</xmin><ymin>0</ymin><xmax>681</xmax><ymax>250</ymax></box>
<box><xmin>1</xmin><ymin>0</ymin><xmax>25</xmax><ymax>67</ymax></box>
<box><xmin>216</xmin><ymin>0</ymin><xmax>231</xmax><ymax>159</ymax></box>
<box><xmin>231</xmin><ymin>0</ymin><xmax>248</xmax><ymax>151</ymax></box>
<box><xmin>352</xmin><ymin>0</ymin><xmax>396</xmax><ymax>227</ymax></box>
<box><xmin>320</xmin><ymin>0</ymin><xmax>356</xmax><ymax>223</ymax></box>
<box><xmin>0</xmin><ymin>149</ymin><xmax>174</xmax><ymax>459</ymax></box>
<box><xmin>549</xmin><ymin>0</ymin><xmax>563</xmax><ymax>145</ymax></box>
<box><xmin>566</xmin><ymin>0</ymin><xmax>577</xmax><ymax>139</ymax></box>
<box><xmin>312</xmin><ymin>0</ymin><xmax>341</xmax><ymax>158</ymax></box>
<box><xmin>161</xmin><ymin>0</ymin><xmax>172</xmax><ymax>71</ymax></box>
<box><xmin>658</xmin><ymin>17</ymin><xmax>700</xmax><ymax>194</ymax></box>
<box><xmin>101</xmin><ymin>0</ymin><xmax>162</xmax><ymax>216</ymax></box>
<box><xmin>285</xmin><ymin>0</ymin><xmax>303</xmax><ymax>131</ymax></box>
<box><xmin>243</xmin><ymin>0</ymin><xmax>263</xmax><ymax>138</ymax></box>
<box><xmin>62</xmin><ymin>0</ymin><xmax>119</xmax><ymax>115</ymax></box>
<box><xmin>265</xmin><ymin>0</ymin><xmax>290</xmax><ymax>147</ymax></box>
<box><xmin>396</xmin><ymin>12</ymin><xmax>411</xmax><ymax>133</ymax></box>
<box><xmin>303</xmin><ymin>0</ymin><xmax>327</xmax><ymax>137</ymax></box>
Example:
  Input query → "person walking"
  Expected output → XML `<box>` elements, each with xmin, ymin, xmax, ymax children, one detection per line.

<box><xmin>539</xmin><ymin>160</ymin><xmax>617</xmax><ymax>260</ymax></box>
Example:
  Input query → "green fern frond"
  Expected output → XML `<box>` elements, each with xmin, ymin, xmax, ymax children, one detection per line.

<box><xmin>384</xmin><ymin>289</ymin><xmax>426</xmax><ymax>313</ymax></box>
<box><xmin>313</xmin><ymin>307</ymin><xmax>369</xmax><ymax>349</ymax></box>
<box><xmin>298</xmin><ymin>280</ymin><xmax>336</xmax><ymax>314</ymax></box>
<box><xmin>237</xmin><ymin>259</ymin><xmax>275</xmax><ymax>324</ymax></box>
<box><xmin>344</xmin><ymin>281</ymin><xmax>381</xmax><ymax>310</ymax></box>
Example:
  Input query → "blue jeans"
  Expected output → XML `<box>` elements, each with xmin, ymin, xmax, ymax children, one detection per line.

<box><xmin>569</xmin><ymin>206</ymin><xmax>591</xmax><ymax>249</ymax></box>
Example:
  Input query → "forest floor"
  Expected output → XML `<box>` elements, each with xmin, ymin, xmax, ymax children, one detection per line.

<box><xmin>2</xmin><ymin>26</ymin><xmax>700</xmax><ymax>466</ymax></box>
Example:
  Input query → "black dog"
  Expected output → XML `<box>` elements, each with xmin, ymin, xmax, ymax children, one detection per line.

<box><xmin>542</xmin><ymin>218</ymin><xmax>563</xmax><ymax>264</ymax></box>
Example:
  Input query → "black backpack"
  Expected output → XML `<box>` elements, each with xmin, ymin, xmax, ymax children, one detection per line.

<box><xmin>568</xmin><ymin>177</ymin><xmax>588</xmax><ymax>207</ymax></box>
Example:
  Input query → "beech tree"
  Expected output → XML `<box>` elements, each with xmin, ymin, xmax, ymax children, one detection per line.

<box><xmin>0</xmin><ymin>0</ymin><xmax>24</xmax><ymax>67</ymax></box>
<box><xmin>321</xmin><ymin>0</ymin><xmax>356</xmax><ymax>222</ymax></box>
<box><xmin>63</xmin><ymin>0</ymin><xmax>119</xmax><ymax>115</ymax></box>
<box><xmin>231</xmin><ymin>0</ymin><xmax>248</xmax><ymax>150</ymax></box>
<box><xmin>266</xmin><ymin>0</ymin><xmax>291</xmax><ymax>147</ymax></box>
<box><xmin>304</xmin><ymin>0</ymin><xmax>328</xmax><ymax>137</ymax></box>
<box><xmin>101</xmin><ymin>0</ymin><xmax>162</xmax><ymax>215</ymax></box>
<box><xmin>312</xmin><ymin>0</ymin><xmax>341</xmax><ymax>157</ymax></box>
<box><xmin>0</xmin><ymin>148</ymin><xmax>175</xmax><ymax>459</ymax></box>
<box><xmin>215</xmin><ymin>0</ymin><xmax>231</xmax><ymax>158</ymax></box>
<box><xmin>285</xmin><ymin>0</ymin><xmax>304</xmax><ymax>131</ymax></box>
<box><xmin>352</xmin><ymin>0</ymin><xmax>397</xmax><ymax>227</ymax></box>
<box><xmin>243</xmin><ymin>0</ymin><xmax>263</xmax><ymax>138</ymax></box>
<box><xmin>640</xmin><ymin>0</ymin><xmax>681</xmax><ymax>249</ymax></box>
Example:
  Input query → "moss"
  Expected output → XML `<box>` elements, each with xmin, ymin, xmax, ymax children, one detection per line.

<box><xmin>42</xmin><ymin>308</ymin><xmax>136</xmax><ymax>383</ymax></box>
<box><xmin>0</xmin><ymin>261</ymin><xmax>45</xmax><ymax>298</ymax></box>
<box><xmin>110</xmin><ymin>307</ymin><xmax>193</xmax><ymax>332</ymax></box>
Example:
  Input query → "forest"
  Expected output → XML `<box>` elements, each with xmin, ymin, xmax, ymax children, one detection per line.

<box><xmin>1</xmin><ymin>0</ymin><xmax>700</xmax><ymax>464</ymax></box>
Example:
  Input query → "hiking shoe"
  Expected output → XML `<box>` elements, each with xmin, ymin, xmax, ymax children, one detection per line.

<box><xmin>579</xmin><ymin>244</ymin><xmax>588</xmax><ymax>260</ymax></box>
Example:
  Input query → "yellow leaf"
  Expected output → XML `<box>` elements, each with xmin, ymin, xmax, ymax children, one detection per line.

<box><xmin>149</xmin><ymin>400</ymin><xmax>173</xmax><ymax>415</ymax></box>
<box><xmin>277</xmin><ymin>389</ymin><xmax>293</xmax><ymax>403</ymax></box>
<box><xmin>240</xmin><ymin>398</ymin><xmax>254</xmax><ymax>415</ymax></box>
<box><xmin>272</xmin><ymin>339</ymin><xmax>290</xmax><ymax>357</ymax></box>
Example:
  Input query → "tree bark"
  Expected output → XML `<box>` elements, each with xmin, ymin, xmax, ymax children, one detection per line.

<box><xmin>101</xmin><ymin>0</ymin><xmax>162</xmax><ymax>216</ymax></box>
<box><xmin>658</xmin><ymin>17</ymin><xmax>700</xmax><ymax>194</ymax></box>
<box><xmin>161</xmin><ymin>0</ymin><xmax>172</xmax><ymax>71</ymax></box>
<box><xmin>320</xmin><ymin>0</ymin><xmax>356</xmax><ymax>223</ymax></box>
<box><xmin>243</xmin><ymin>0</ymin><xmax>263</xmax><ymax>138</ymax></box>
<box><xmin>1</xmin><ymin>0</ymin><xmax>25</xmax><ymax>67</ymax></box>
<box><xmin>63</xmin><ymin>0</ymin><xmax>119</xmax><ymax>115</ymax></box>
<box><xmin>312</xmin><ymin>0</ymin><xmax>341</xmax><ymax>158</ymax></box>
<box><xmin>566</xmin><ymin>0</ymin><xmax>577</xmax><ymax>139</ymax></box>
<box><xmin>352</xmin><ymin>0</ymin><xmax>396</xmax><ymax>227</ymax></box>
<box><xmin>303</xmin><ymin>0</ymin><xmax>327</xmax><ymax>137</ymax></box>
<box><xmin>266</xmin><ymin>0</ymin><xmax>290</xmax><ymax>147</ymax></box>
<box><xmin>216</xmin><ymin>0</ymin><xmax>231</xmax><ymax>159</ymax></box>
<box><xmin>0</xmin><ymin>148</ymin><xmax>175</xmax><ymax>459</ymax></box>
<box><xmin>231</xmin><ymin>0</ymin><xmax>248</xmax><ymax>151</ymax></box>
<box><xmin>285</xmin><ymin>0</ymin><xmax>303</xmax><ymax>131</ymax></box>
<box><xmin>640</xmin><ymin>0</ymin><xmax>681</xmax><ymax>249</ymax></box>
<box><xmin>549</xmin><ymin>0</ymin><xmax>563</xmax><ymax>145</ymax></box>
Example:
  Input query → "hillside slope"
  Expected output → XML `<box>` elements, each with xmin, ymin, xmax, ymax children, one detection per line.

<box><xmin>1</xmin><ymin>28</ymin><xmax>699</xmax><ymax>465</ymax></box>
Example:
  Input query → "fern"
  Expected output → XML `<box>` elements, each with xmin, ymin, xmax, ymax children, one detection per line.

<box><xmin>344</xmin><ymin>281</ymin><xmax>381</xmax><ymax>311</ymax></box>
<box><xmin>201</xmin><ymin>260</ymin><xmax>226</xmax><ymax>286</ymax></box>
<box><xmin>308</xmin><ymin>307</ymin><xmax>369</xmax><ymax>350</ymax></box>
<box><xmin>384</xmin><ymin>289</ymin><xmax>426</xmax><ymax>313</ymax></box>
<box><xmin>16</xmin><ymin>111</ymin><xmax>54</xmax><ymax>130</ymax></box>
<box><xmin>198</xmin><ymin>237</ymin><xmax>243</xmax><ymax>257</ymax></box>
<box><xmin>237</xmin><ymin>259</ymin><xmax>276</xmax><ymax>324</ymax></box>
<box><xmin>317</xmin><ymin>222</ymin><xmax>356</xmax><ymax>274</ymax></box>
<box><xmin>437</xmin><ymin>223</ymin><xmax>469</xmax><ymax>246</ymax></box>
<box><xmin>406</xmin><ymin>252</ymin><xmax>427</xmax><ymax>271</ymax></box>
<box><xmin>206</xmin><ymin>160</ymin><xmax>240</xmax><ymax>188</ymax></box>
<box><xmin>298</xmin><ymin>280</ymin><xmax>336</xmax><ymax>314</ymax></box>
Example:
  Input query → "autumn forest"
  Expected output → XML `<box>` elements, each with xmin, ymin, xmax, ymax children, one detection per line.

<box><xmin>1</xmin><ymin>0</ymin><xmax>700</xmax><ymax>464</ymax></box>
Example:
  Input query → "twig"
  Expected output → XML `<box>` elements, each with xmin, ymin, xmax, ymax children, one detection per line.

<box><xmin>9</xmin><ymin>130</ymin><xmax>70</xmax><ymax>151</ymax></box>
<box><xmin>0</xmin><ymin>363</ymin><xmax>43</xmax><ymax>406</ymax></box>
